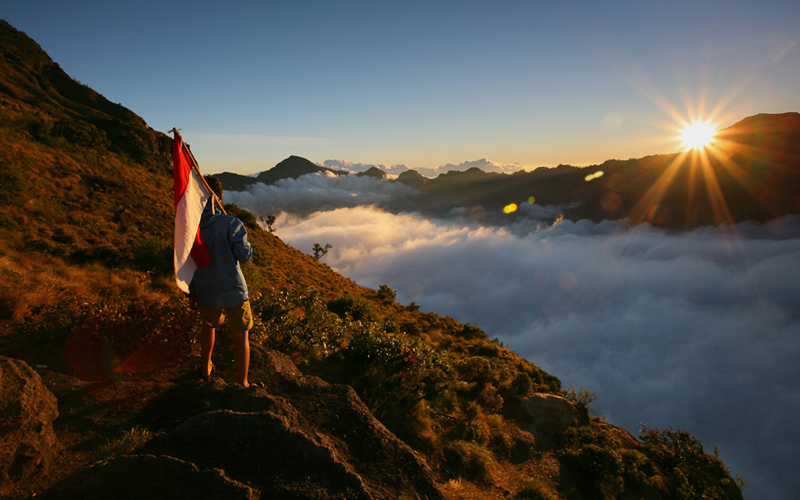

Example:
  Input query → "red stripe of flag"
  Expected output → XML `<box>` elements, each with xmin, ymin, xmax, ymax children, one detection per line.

<box><xmin>173</xmin><ymin>134</ymin><xmax>212</xmax><ymax>293</ymax></box>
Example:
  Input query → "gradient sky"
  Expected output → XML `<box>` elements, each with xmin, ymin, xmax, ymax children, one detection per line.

<box><xmin>3</xmin><ymin>0</ymin><xmax>799</xmax><ymax>175</ymax></box>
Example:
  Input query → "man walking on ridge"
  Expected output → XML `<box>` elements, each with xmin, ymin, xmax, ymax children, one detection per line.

<box><xmin>190</xmin><ymin>176</ymin><xmax>254</xmax><ymax>387</ymax></box>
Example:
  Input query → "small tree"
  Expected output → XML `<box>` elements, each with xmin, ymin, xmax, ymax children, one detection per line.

<box><xmin>377</xmin><ymin>284</ymin><xmax>396</xmax><ymax>303</ymax></box>
<box><xmin>312</xmin><ymin>243</ymin><xmax>332</xmax><ymax>260</ymax></box>
<box><xmin>259</xmin><ymin>214</ymin><xmax>277</xmax><ymax>233</ymax></box>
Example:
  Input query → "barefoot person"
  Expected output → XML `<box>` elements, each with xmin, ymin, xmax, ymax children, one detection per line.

<box><xmin>189</xmin><ymin>176</ymin><xmax>254</xmax><ymax>387</ymax></box>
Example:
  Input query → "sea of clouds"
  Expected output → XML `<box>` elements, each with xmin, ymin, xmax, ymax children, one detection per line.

<box><xmin>225</xmin><ymin>171</ymin><xmax>419</xmax><ymax>216</ymax></box>
<box><xmin>227</xmin><ymin>173</ymin><xmax>800</xmax><ymax>500</ymax></box>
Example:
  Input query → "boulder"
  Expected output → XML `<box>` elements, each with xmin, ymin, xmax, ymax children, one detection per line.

<box><xmin>40</xmin><ymin>454</ymin><xmax>257</xmax><ymax>500</ymax></box>
<box><xmin>250</xmin><ymin>343</ymin><xmax>302</xmax><ymax>379</ymax></box>
<box><xmin>0</xmin><ymin>356</ymin><xmax>59</xmax><ymax>496</ymax></box>
<box><xmin>517</xmin><ymin>393</ymin><xmax>584</xmax><ymax>449</ymax></box>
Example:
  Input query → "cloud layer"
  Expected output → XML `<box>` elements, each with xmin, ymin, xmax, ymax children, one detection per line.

<box><xmin>268</xmin><ymin>206</ymin><xmax>800</xmax><ymax>500</ymax></box>
<box><xmin>226</xmin><ymin>172</ymin><xmax>419</xmax><ymax>216</ymax></box>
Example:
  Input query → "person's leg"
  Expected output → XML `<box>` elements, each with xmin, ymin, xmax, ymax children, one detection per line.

<box><xmin>200</xmin><ymin>324</ymin><xmax>215</xmax><ymax>377</ymax></box>
<box><xmin>199</xmin><ymin>307</ymin><xmax>224</xmax><ymax>378</ymax></box>
<box><xmin>232</xmin><ymin>330</ymin><xmax>250</xmax><ymax>387</ymax></box>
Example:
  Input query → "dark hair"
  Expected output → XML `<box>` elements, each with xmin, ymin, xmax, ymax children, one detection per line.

<box><xmin>204</xmin><ymin>175</ymin><xmax>223</xmax><ymax>200</ymax></box>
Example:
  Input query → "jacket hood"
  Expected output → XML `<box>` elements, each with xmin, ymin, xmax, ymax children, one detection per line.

<box><xmin>199</xmin><ymin>200</ymin><xmax>224</xmax><ymax>228</ymax></box>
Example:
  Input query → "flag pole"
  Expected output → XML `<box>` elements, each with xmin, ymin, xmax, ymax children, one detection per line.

<box><xmin>169</xmin><ymin>128</ymin><xmax>226</xmax><ymax>215</ymax></box>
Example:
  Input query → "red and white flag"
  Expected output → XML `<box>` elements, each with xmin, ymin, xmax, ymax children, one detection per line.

<box><xmin>173</xmin><ymin>133</ymin><xmax>212</xmax><ymax>293</ymax></box>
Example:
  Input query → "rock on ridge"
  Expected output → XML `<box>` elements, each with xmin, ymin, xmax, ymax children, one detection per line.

<box><xmin>516</xmin><ymin>393</ymin><xmax>588</xmax><ymax>449</ymax></box>
<box><xmin>0</xmin><ymin>356</ymin><xmax>59</xmax><ymax>497</ymax></box>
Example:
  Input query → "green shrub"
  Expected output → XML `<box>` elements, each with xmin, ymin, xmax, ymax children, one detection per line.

<box><xmin>26</xmin><ymin>238</ymin><xmax>67</xmax><ymax>257</ymax></box>
<box><xmin>560</xmin><ymin>425</ymin><xmax>626</xmax><ymax>499</ymax></box>
<box><xmin>241</xmin><ymin>263</ymin><xmax>265</xmax><ymax>296</ymax></box>
<box><xmin>255</xmin><ymin>287</ymin><xmax>346</xmax><ymax>360</ymax></box>
<box><xmin>639</xmin><ymin>425</ymin><xmax>741</xmax><ymax>499</ymax></box>
<box><xmin>377</xmin><ymin>284</ymin><xmax>396</xmax><ymax>302</ymax></box>
<box><xmin>27</xmin><ymin>118</ymin><xmax>54</xmax><ymax>142</ymax></box>
<box><xmin>508</xmin><ymin>372</ymin><xmax>533</xmax><ymax>397</ymax></box>
<box><xmin>327</xmin><ymin>293</ymin><xmax>379</xmax><ymax>322</ymax></box>
<box><xmin>515</xmin><ymin>478</ymin><xmax>561</xmax><ymax>500</ymax></box>
<box><xmin>562</xmin><ymin>444</ymin><xmax>623</xmax><ymax>498</ymax></box>
<box><xmin>441</xmin><ymin>440</ymin><xmax>496</xmax><ymax>482</ymax></box>
<box><xmin>0</xmin><ymin>159</ymin><xmax>25</xmax><ymax>206</ymax></box>
<box><xmin>619</xmin><ymin>449</ymin><xmax>664</xmax><ymax>492</ymax></box>
<box><xmin>250</xmin><ymin>244</ymin><xmax>272</xmax><ymax>267</ymax></box>
<box><xmin>562</xmin><ymin>383</ymin><xmax>597</xmax><ymax>416</ymax></box>
<box><xmin>0</xmin><ymin>213</ymin><xmax>19</xmax><ymax>228</ymax></box>
<box><xmin>69</xmin><ymin>243</ymin><xmax>124</xmax><ymax>267</ymax></box>
<box><xmin>131</xmin><ymin>235</ymin><xmax>173</xmax><ymax>275</ymax></box>
<box><xmin>568</xmin><ymin>444</ymin><xmax>622</xmax><ymax>479</ymax></box>
<box><xmin>51</xmin><ymin>118</ymin><xmax>110</xmax><ymax>149</ymax></box>
<box><xmin>459</xmin><ymin>324</ymin><xmax>487</xmax><ymax>340</ymax></box>
<box><xmin>562</xmin><ymin>425</ymin><xmax>619</xmax><ymax>451</ymax></box>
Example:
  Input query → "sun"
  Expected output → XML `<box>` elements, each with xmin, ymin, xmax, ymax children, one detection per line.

<box><xmin>679</xmin><ymin>120</ymin><xmax>717</xmax><ymax>151</ymax></box>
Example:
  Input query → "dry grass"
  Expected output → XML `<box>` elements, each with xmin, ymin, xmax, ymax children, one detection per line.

<box><xmin>92</xmin><ymin>426</ymin><xmax>155</xmax><ymax>463</ymax></box>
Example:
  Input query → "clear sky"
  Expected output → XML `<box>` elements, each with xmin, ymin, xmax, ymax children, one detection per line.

<box><xmin>3</xmin><ymin>0</ymin><xmax>799</xmax><ymax>175</ymax></box>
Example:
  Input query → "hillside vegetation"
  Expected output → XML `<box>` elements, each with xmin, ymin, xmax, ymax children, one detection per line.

<box><xmin>0</xmin><ymin>20</ymin><xmax>744</xmax><ymax>500</ymax></box>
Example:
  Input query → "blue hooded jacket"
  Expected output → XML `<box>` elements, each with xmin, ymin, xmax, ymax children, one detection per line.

<box><xmin>189</xmin><ymin>201</ymin><xmax>253</xmax><ymax>309</ymax></box>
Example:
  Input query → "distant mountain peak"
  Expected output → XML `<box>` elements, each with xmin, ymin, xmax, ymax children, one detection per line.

<box><xmin>395</xmin><ymin>169</ymin><xmax>428</xmax><ymax>188</ymax></box>
<box><xmin>357</xmin><ymin>166</ymin><xmax>387</xmax><ymax>179</ymax></box>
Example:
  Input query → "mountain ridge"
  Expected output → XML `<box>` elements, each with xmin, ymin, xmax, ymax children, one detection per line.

<box><xmin>218</xmin><ymin>112</ymin><xmax>800</xmax><ymax>230</ymax></box>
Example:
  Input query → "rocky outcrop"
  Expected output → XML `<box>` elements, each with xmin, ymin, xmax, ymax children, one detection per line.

<box><xmin>44</xmin><ymin>347</ymin><xmax>444</xmax><ymax>500</ymax></box>
<box><xmin>149</xmin><ymin>408</ymin><xmax>372</xmax><ymax>499</ymax></box>
<box><xmin>0</xmin><ymin>356</ymin><xmax>59</xmax><ymax>497</ymax></box>
<box><xmin>516</xmin><ymin>393</ymin><xmax>586</xmax><ymax>449</ymax></box>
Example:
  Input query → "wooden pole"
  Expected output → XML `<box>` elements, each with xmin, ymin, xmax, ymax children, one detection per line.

<box><xmin>170</xmin><ymin>128</ymin><xmax>226</xmax><ymax>215</ymax></box>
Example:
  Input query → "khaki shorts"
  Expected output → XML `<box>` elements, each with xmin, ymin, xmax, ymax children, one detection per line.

<box><xmin>199</xmin><ymin>301</ymin><xmax>254</xmax><ymax>335</ymax></box>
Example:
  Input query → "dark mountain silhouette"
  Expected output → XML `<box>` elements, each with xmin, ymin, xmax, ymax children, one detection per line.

<box><xmin>721</xmin><ymin>112</ymin><xmax>800</xmax><ymax>153</ymax></box>
<box><xmin>214</xmin><ymin>171</ymin><xmax>259</xmax><ymax>192</ymax></box>
<box><xmin>218</xmin><ymin>113</ymin><xmax>800</xmax><ymax>230</ymax></box>
<box><xmin>0</xmin><ymin>19</ymin><xmax>744</xmax><ymax>500</ymax></box>
<box><xmin>257</xmin><ymin>155</ymin><xmax>347</xmax><ymax>183</ymax></box>
<box><xmin>390</xmin><ymin>114</ymin><xmax>800</xmax><ymax>228</ymax></box>
<box><xmin>396</xmin><ymin>169</ymin><xmax>429</xmax><ymax>188</ymax></box>
<box><xmin>358</xmin><ymin>166</ymin><xmax>387</xmax><ymax>179</ymax></box>
<box><xmin>216</xmin><ymin>155</ymin><xmax>348</xmax><ymax>191</ymax></box>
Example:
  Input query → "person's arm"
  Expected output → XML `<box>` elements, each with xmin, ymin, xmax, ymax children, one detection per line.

<box><xmin>230</xmin><ymin>218</ymin><xmax>253</xmax><ymax>263</ymax></box>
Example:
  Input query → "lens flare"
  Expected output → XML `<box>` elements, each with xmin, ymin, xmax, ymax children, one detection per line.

<box><xmin>584</xmin><ymin>171</ymin><xmax>604</xmax><ymax>182</ymax></box>
<box><xmin>503</xmin><ymin>203</ymin><xmax>518</xmax><ymax>214</ymax></box>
